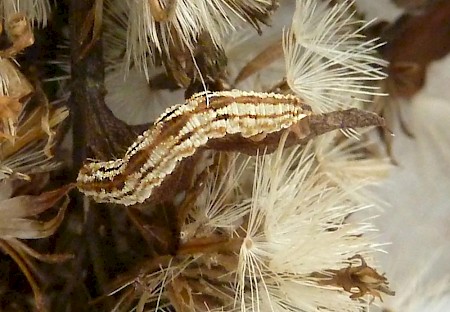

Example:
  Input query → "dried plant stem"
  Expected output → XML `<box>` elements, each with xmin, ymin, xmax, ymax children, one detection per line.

<box><xmin>69</xmin><ymin>0</ymin><xmax>137</xmax><ymax>164</ymax></box>
<box><xmin>78</xmin><ymin>0</ymin><xmax>104</xmax><ymax>59</ymax></box>
<box><xmin>0</xmin><ymin>240</ymin><xmax>45</xmax><ymax>311</ymax></box>
<box><xmin>8</xmin><ymin>238</ymin><xmax>73</xmax><ymax>263</ymax></box>
<box><xmin>178</xmin><ymin>236</ymin><xmax>244</xmax><ymax>256</ymax></box>
<box><xmin>85</xmin><ymin>203</ymin><xmax>114</xmax><ymax>302</ymax></box>
<box><xmin>308</xmin><ymin>109</ymin><xmax>385</xmax><ymax>137</ymax></box>
<box><xmin>69</xmin><ymin>1</ymin><xmax>139</xmax><ymax>306</ymax></box>
<box><xmin>176</xmin><ymin>167</ymin><xmax>212</xmax><ymax>229</ymax></box>
<box><xmin>234</xmin><ymin>39</ymin><xmax>283</xmax><ymax>84</ymax></box>
<box><xmin>105</xmin><ymin>254</ymin><xmax>174</xmax><ymax>296</ymax></box>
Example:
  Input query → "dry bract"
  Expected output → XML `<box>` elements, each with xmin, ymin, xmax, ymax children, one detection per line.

<box><xmin>0</xmin><ymin>59</ymin><xmax>34</xmax><ymax>142</ymax></box>
<box><xmin>0</xmin><ymin>13</ymin><xmax>35</xmax><ymax>58</ymax></box>
<box><xmin>0</xmin><ymin>184</ymin><xmax>74</xmax><ymax>312</ymax></box>
<box><xmin>0</xmin><ymin>38</ymin><xmax>68</xmax><ymax>178</ymax></box>
<box><xmin>0</xmin><ymin>58</ymin><xmax>33</xmax><ymax>99</ymax></box>
<box><xmin>0</xmin><ymin>103</ymin><xmax>69</xmax><ymax>180</ymax></box>
<box><xmin>313</xmin><ymin>254</ymin><xmax>395</xmax><ymax>302</ymax></box>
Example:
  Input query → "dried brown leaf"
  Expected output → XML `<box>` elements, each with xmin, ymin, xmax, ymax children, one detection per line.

<box><xmin>0</xmin><ymin>185</ymin><xmax>74</xmax><ymax>311</ymax></box>
<box><xmin>383</xmin><ymin>0</ymin><xmax>450</xmax><ymax>98</ymax></box>
<box><xmin>0</xmin><ymin>184</ymin><xmax>74</xmax><ymax>312</ymax></box>
<box><xmin>0</xmin><ymin>184</ymin><xmax>75</xmax><ymax>239</ymax></box>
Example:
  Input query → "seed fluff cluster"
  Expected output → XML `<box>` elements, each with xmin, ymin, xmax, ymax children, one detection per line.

<box><xmin>284</xmin><ymin>0</ymin><xmax>387</xmax><ymax>112</ymax></box>
<box><xmin>110</xmin><ymin>134</ymin><xmax>392</xmax><ymax>312</ymax></box>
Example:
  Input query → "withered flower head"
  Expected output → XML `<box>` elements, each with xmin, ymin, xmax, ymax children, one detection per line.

<box><xmin>107</xmin><ymin>0</ymin><xmax>277</xmax><ymax>78</ymax></box>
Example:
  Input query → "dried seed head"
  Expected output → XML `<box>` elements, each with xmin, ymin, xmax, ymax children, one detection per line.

<box><xmin>109</xmin><ymin>133</ymin><xmax>389</xmax><ymax>311</ymax></box>
<box><xmin>284</xmin><ymin>0</ymin><xmax>387</xmax><ymax>112</ymax></box>
<box><xmin>111</xmin><ymin>0</ymin><xmax>278</xmax><ymax>78</ymax></box>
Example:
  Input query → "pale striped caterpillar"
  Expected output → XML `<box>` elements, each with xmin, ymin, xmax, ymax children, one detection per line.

<box><xmin>77</xmin><ymin>90</ymin><xmax>312</xmax><ymax>205</ymax></box>
<box><xmin>76</xmin><ymin>90</ymin><xmax>383</xmax><ymax>206</ymax></box>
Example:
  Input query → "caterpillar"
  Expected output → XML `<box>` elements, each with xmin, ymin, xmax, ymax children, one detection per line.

<box><xmin>76</xmin><ymin>90</ymin><xmax>312</xmax><ymax>206</ymax></box>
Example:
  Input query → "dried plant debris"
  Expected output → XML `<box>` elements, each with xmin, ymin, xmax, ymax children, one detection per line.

<box><xmin>381</xmin><ymin>0</ymin><xmax>450</xmax><ymax>99</ymax></box>
<box><xmin>312</xmin><ymin>255</ymin><xmax>395</xmax><ymax>302</ymax></box>
<box><xmin>0</xmin><ymin>55</ymin><xmax>69</xmax><ymax>180</ymax></box>
<box><xmin>0</xmin><ymin>4</ymin><xmax>72</xmax><ymax>311</ymax></box>
<box><xmin>0</xmin><ymin>104</ymin><xmax>69</xmax><ymax>180</ymax></box>
<box><xmin>0</xmin><ymin>184</ymin><xmax>73</xmax><ymax>239</ymax></box>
